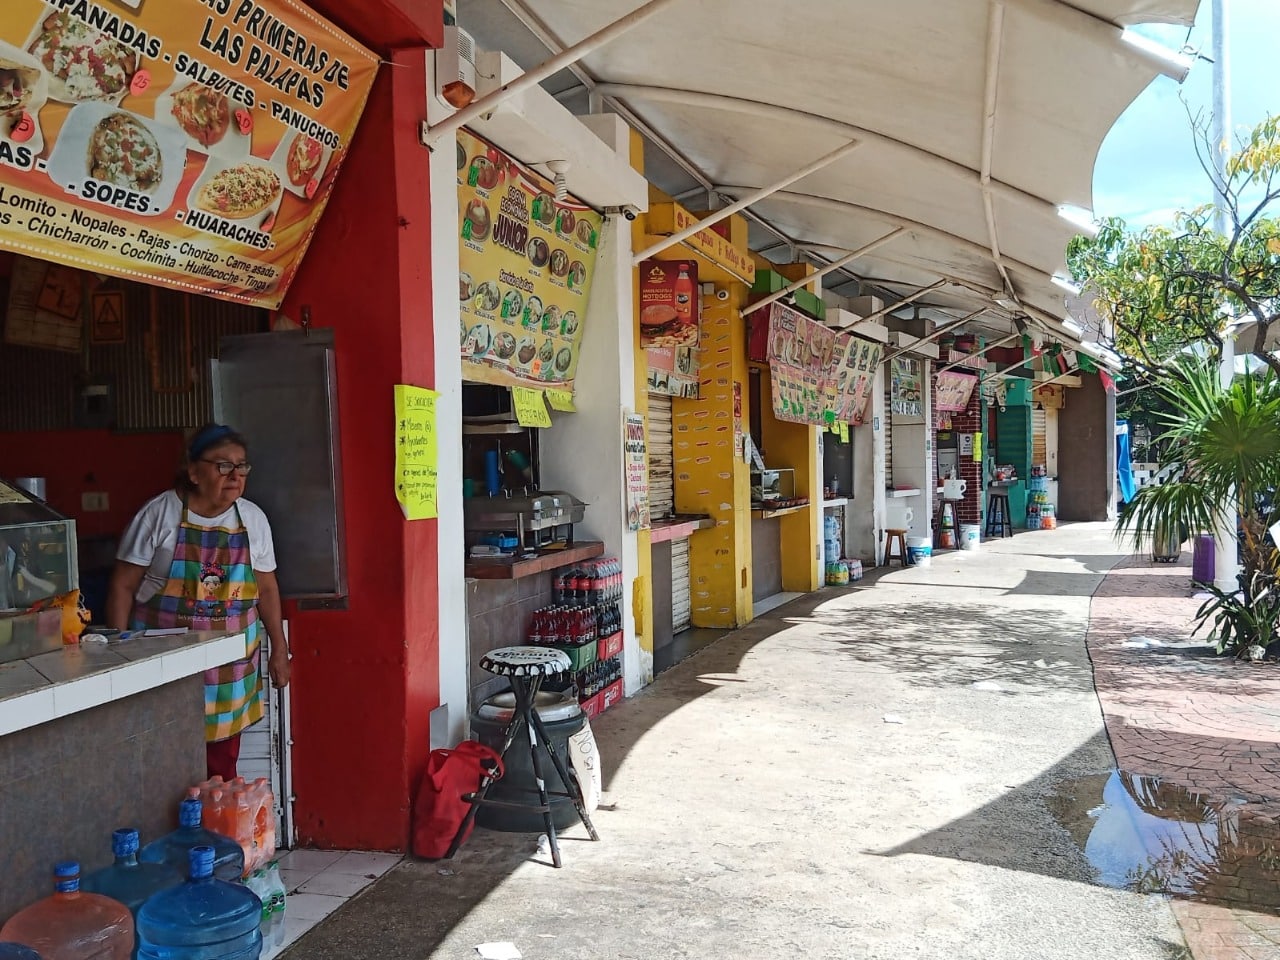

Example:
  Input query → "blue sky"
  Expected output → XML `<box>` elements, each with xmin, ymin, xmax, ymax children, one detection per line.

<box><xmin>1092</xmin><ymin>0</ymin><xmax>1280</xmax><ymax>226</ymax></box>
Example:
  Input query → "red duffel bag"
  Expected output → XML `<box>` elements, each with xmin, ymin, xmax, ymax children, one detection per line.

<box><xmin>412</xmin><ymin>740</ymin><xmax>505</xmax><ymax>859</ymax></box>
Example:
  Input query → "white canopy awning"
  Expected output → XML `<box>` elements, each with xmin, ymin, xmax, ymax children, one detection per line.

<box><xmin>461</xmin><ymin>0</ymin><xmax>1202</xmax><ymax>350</ymax></box>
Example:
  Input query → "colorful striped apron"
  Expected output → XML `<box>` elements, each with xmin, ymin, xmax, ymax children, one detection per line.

<box><xmin>131</xmin><ymin>499</ymin><xmax>263</xmax><ymax>743</ymax></box>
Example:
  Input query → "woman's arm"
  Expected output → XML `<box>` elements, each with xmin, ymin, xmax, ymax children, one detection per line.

<box><xmin>255</xmin><ymin>570</ymin><xmax>290</xmax><ymax>688</ymax></box>
<box><xmin>105</xmin><ymin>561</ymin><xmax>146</xmax><ymax>631</ymax></box>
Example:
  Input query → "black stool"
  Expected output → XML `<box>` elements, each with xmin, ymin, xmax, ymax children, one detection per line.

<box><xmin>447</xmin><ymin>646</ymin><xmax>599</xmax><ymax>867</ymax></box>
<box><xmin>986</xmin><ymin>489</ymin><xmax>1012</xmax><ymax>538</ymax></box>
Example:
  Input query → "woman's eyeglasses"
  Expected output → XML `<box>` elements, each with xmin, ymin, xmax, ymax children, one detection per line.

<box><xmin>201</xmin><ymin>460</ymin><xmax>252</xmax><ymax>477</ymax></box>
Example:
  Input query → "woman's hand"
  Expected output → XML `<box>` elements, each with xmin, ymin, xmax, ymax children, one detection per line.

<box><xmin>268</xmin><ymin>643</ymin><xmax>291</xmax><ymax>689</ymax></box>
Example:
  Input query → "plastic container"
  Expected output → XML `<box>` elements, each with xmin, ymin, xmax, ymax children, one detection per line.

<box><xmin>1192</xmin><ymin>533</ymin><xmax>1215</xmax><ymax>585</ymax></box>
<box><xmin>0</xmin><ymin>944</ymin><xmax>44</xmax><ymax>960</ymax></box>
<box><xmin>0</xmin><ymin>862</ymin><xmax>133</xmax><ymax>960</ymax></box>
<box><xmin>139</xmin><ymin>798</ymin><xmax>245</xmax><ymax>882</ymax></box>
<box><xmin>959</xmin><ymin>524</ymin><xmax>981</xmax><ymax>551</ymax></box>
<box><xmin>197</xmin><ymin>778</ymin><xmax>276</xmax><ymax>876</ymax></box>
<box><xmin>83</xmin><ymin>828</ymin><xmax>183</xmax><ymax>917</ymax></box>
<box><xmin>471</xmin><ymin>691</ymin><xmax>584</xmax><ymax>832</ymax></box>
<box><xmin>135</xmin><ymin>847</ymin><xmax>262</xmax><ymax>960</ymax></box>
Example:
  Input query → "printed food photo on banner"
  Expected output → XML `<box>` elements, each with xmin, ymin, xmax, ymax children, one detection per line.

<box><xmin>457</xmin><ymin>128</ymin><xmax>603</xmax><ymax>390</ymax></box>
<box><xmin>639</xmin><ymin>258</ymin><xmax>700</xmax><ymax>398</ymax></box>
<box><xmin>0</xmin><ymin>0</ymin><xmax>379</xmax><ymax>307</ymax></box>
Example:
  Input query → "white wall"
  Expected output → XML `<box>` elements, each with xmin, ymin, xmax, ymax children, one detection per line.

<box><xmin>846</xmin><ymin>374</ymin><xmax>886</xmax><ymax>564</ymax></box>
<box><xmin>889</xmin><ymin>360</ymin><xmax>934</xmax><ymax>542</ymax></box>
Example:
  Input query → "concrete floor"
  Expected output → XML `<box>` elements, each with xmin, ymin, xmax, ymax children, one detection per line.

<box><xmin>284</xmin><ymin>523</ymin><xmax>1189</xmax><ymax>960</ymax></box>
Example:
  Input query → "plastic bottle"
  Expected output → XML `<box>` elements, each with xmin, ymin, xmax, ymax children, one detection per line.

<box><xmin>135</xmin><ymin>847</ymin><xmax>262</xmax><ymax>960</ymax></box>
<box><xmin>139</xmin><ymin>798</ymin><xmax>245</xmax><ymax>882</ymax></box>
<box><xmin>243</xmin><ymin>870</ymin><xmax>271</xmax><ymax>943</ymax></box>
<box><xmin>263</xmin><ymin>862</ymin><xmax>287</xmax><ymax>948</ymax></box>
<box><xmin>0</xmin><ymin>862</ymin><xmax>133</xmax><ymax>960</ymax></box>
<box><xmin>82</xmin><ymin>828</ymin><xmax>183</xmax><ymax>922</ymax></box>
<box><xmin>0</xmin><ymin>945</ymin><xmax>44</xmax><ymax>960</ymax></box>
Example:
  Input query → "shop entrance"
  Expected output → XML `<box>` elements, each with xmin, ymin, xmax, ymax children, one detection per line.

<box><xmin>0</xmin><ymin>253</ymin><xmax>296</xmax><ymax>844</ymax></box>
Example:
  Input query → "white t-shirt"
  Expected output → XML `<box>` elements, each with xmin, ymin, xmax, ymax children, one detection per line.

<box><xmin>117</xmin><ymin>490</ymin><xmax>277</xmax><ymax>604</ymax></box>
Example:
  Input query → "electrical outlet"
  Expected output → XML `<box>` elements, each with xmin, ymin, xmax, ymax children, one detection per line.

<box><xmin>81</xmin><ymin>492</ymin><xmax>110</xmax><ymax>512</ymax></box>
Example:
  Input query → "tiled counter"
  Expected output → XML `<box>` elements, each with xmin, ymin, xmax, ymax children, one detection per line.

<box><xmin>0</xmin><ymin>631</ymin><xmax>247</xmax><ymax>920</ymax></box>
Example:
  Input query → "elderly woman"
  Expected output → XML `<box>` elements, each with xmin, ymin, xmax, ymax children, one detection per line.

<box><xmin>106</xmin><ymin>423</ymin><xmax>290</xmax><ymax>780</ymax></box>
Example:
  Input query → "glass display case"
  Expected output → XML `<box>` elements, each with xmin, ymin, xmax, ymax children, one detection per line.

<box><xmin>750</xmin><ymin>468</ymin><xmax>796</xmax><ymax>507</ymax></box>
<box><xmin>0</xmin><ymin>478</ymin><xmax>78</xmax><ymax>611</ymax></box>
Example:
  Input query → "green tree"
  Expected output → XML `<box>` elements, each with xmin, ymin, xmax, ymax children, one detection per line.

<box><xmin>1117</xmin><ymin>361</ymin><xmax>1280</xmax><ymax>657</ymax></box>
<box><xmin>1067</xmin><ymin>114</ymin><xmax>1280</xmax><ymax>378</ymax></box>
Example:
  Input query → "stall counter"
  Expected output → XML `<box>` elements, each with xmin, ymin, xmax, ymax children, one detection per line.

<box><xmin>0</xmin><ymin>630</ymin><xmax>247</xmax><ymax>737</ymax></box>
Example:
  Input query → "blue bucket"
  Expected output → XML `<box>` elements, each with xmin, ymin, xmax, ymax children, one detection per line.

<box><xmin>907</xmin><ymin>545</ymin><xmax>932</xmax><ymax>567</ymax></box>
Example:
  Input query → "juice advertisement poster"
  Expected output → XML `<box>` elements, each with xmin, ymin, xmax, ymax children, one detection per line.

<box><xmin>0</xmin><ymin>0</ymin><xmax>379</xmax><ymax>308</ymax></box>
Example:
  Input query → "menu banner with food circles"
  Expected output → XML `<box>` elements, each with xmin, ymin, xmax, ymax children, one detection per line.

<box><xmin>0</xmin><ymin>0</ymin><xmax>376</xmax><ymax>308</ymax></box>
<box><xmin>457</xmin><ymin>128</ymin><xmax>602</xmax><ymax>390</ymax></box>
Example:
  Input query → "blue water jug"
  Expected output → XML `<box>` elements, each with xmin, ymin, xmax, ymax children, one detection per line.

<box><xmin>83</xmin><ymin>829</ymin><xmax>183</xmax><ymax>917</ymax></box>
<box><xmin>139</xmin><ymin>798</ymin><xmax>244</xmax><ymax>882</ymax></box>
<box><xmin>0</xmin><ymin>944</ymin><xmax>43</xmax><ymax>960</ymax></box>
<box><xmin>136</xmin><ymin>847</ymin><xmax>262</xmax><ymax>960</ymax></box>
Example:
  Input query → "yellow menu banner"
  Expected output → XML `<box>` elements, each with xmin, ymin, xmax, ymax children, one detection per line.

<box><xmin>0</xmin><ymin>0</ymin><xmax>378</xmax><ymax>308</ymax></box>
<box><xmin>394</xmin><ymin>384</ymin><xmax>438</xmax><ymax>521</ymax></box>
<box><xmin>512</xmin><ymin>386</ymin><xmax>552</xmax><ymax>428</ymax></box>
<box><xmin>457</xmin><ymin>128</ymin><xmax>602</xmax><ymax>391</ymax></box>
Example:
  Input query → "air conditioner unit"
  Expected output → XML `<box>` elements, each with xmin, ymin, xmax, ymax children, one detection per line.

<box><xmin>435</xmin><ymin>25</ymin><xmax>477</xmax><ymax>111</ymax></box>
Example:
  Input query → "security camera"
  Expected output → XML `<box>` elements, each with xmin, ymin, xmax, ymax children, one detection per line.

<box><xmin>622</xmin><ymin>204</ymin><xmax>639</xmax><ymax>221</ymax></box>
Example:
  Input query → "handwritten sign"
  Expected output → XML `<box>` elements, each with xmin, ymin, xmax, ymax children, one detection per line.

<box><xmin>624</xmin><ymin>412</ymin><xmax>650</xmax><ymax>531</ymax></box>
<box><xmin>546</xmin><ymin>389</ymin><xmax>576</xmax><ymax>412</ymax></box>
<box><xmin>393</xmin><ymin>385</ymin><xmax>438</xmax><ymax>521</ymax></box>
<box><xmin>512</xmin><ymin>387</ymin><xmax>552</xmax><ymax>427</ymax></box>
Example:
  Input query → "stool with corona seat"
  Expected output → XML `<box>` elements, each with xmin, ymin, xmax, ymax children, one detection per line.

<box><xmin>446</xmin><ymin>646</ymin><xmax>599</xmax><ymax>867</ymax></box>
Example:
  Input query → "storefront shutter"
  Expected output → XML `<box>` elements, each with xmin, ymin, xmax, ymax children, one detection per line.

<box><xmin>671</xmin><ymin>536</ymin><xmax>692</xmax><ymax>633</ymax></box>
<box><xmin>1032</xmin><ymin>404</ymin><xmax>1047</xmax><ymax>471</ymax></box>
<box><xmin>648</xmin><ymin>393</ymin><xmax>675</xmax><ymax>521</ymax></box>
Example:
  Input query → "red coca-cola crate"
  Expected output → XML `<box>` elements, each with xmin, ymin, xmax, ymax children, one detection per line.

<box><xmin>580</xmin><ymin>692</ymin><xmax>605</xmax><ymax>720</ymax></box>
<box><xmin>597</xmin><ymin>630</ymin><xmax>623</xmax><ymax>661</ymax></box>
<box><xmin>602</xmin><ymin>679</ymin><xmax>624</xmax><ymax>712</ymax></box>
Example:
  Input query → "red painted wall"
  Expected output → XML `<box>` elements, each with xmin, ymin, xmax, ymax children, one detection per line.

<box><xmin>0</xmin><ymin>430</ymin><xmax>182</xmax><ymax>539</ymax></box>
<box><xmin>278</xmin><ymin>47</ymin><xmax>438</xmax><ymax>851</ymax></box>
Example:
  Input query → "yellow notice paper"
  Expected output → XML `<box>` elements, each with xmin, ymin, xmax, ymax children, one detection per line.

<box><xmin>512</xmin><ymin>387</ymin><xmax>553</xmax><ymax>427</ymax></box>
<box><xmin>838</xmin><ymin>422</ymin><xmax>850</xmax><ymax>443</ymax></box>
<box><xmin>973</xmin><ymin>432</ymin><xmax>984</xmax><ymax>462</ymax></box>
<box><xmin>546</xmin><ymin>389</ymin><xmax>577</xmax><ymax>413</ymax></box>
<box><xmin>394</xmin><ymin>385</ymin><xmax>439</xmax><ymax>520</ymax></box>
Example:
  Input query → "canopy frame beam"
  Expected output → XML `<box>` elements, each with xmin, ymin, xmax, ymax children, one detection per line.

<box><xmin>740</xmin><ymin>229</ymin><xmax>907</xmax><ymax>319</ymax></box>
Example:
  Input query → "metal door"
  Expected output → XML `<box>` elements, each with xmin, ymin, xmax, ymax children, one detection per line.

<box><xmin>671</xmin><ymin>537</ymin><xmax>692</xmax><ymax>633</ymax></box>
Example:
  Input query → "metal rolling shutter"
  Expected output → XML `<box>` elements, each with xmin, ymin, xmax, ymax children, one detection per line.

<box><xmin>1032</xmin><ymin>404</ymin><xmax>1047</xmax><ymax>471</ymax></box>
<box><xmin>883</xmin><ymin>366</ymin><xmax>894</xmax><ymax>480</ymax></box>
<box><xmin>671</xmin><ymin>537</ymin><xmax>692</xmax><ymax>633</ymax></box>
<box><xmin>648</xmin><ymin>393</ymin><xmax>675</xmax><ymax>521</ymax></box>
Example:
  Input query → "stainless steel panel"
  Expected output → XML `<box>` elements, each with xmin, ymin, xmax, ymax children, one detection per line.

<box><xmin>213</xmin><ymin>330</ymin><xmax>346</xmax><ymax>599</ymax></box>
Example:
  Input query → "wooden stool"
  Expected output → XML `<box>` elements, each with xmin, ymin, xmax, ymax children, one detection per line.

<box><xmin>446</xmin><ymin>646</ymin><xmax>599</xmax><ymax>867</ymax></box>
<box><xmin>883</xmin><ymin>528</ymin><xmax>909</xmax><ymax>566</ymax></box>
<box><xmin>986</xmin><ymin>491</ymin><xmax>1012</xmax><ymax>538</ymax></box>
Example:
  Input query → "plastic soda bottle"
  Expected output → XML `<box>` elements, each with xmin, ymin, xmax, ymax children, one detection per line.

<box><xmin>139</xmin><ymin>798</ymin><xmax>245</xmax><ymax>882</ymax></box>
<box><xmin>82</xmin><ymin>828</ymin><xmax>183</xmax><ymax>920</ymax></box>
<box><xmin>135</xmin><ymin>847</ymin><xmax>262</xmax><ymax>960</ymax></box>
<box><xmin>263</xmin><ymin>862</ymin><xmax>287</xmax><ymax>947</ymax></box>
<box><xmin>0</xmin><ymin>862</ymin><xmax>133</xmax><ymax>960</ymax></box>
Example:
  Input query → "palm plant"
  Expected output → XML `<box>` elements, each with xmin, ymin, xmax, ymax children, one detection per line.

<box><xmin>1117</xmin><ymin>360</ymin><xmax>1280</xmax><ymax>657</ymax></box>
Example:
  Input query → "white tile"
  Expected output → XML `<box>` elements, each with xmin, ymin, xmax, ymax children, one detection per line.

<box><xmin>328</xmin><ymin>851</ymin><xmax>402</xmax><ymax>878</ymax></box>
<box><xmin>284</xmin><ymin>892</ymin><xmax>345</xmax><ymax>922</ymax></box>
<box><xmin>278</xmin><ymin>867</ymin><xmax>320</xmax><ymax>893</ymax></box>
<box><xmin>278</xmin><ymin>913</ymin><xmax>320</xmax><ymax>949</ymax></box>
<box><xmin>296</xmin><ymin>871</ymin><xmax>372</xmax><ymax>898</ymax></box>
<box><xmin>204</xmin><ymin>633</ymin><xmax>248</xmax><ymax>668</ymax></box>
<box><xmin>0</xmin><ymin>687</ymin><xmax>55</xmax><ymax>735</ymax></box>
<box><xmin>109</xmin><ymin>658</ymin><xmax>164</xmax><ymax>700</ymax></box>
<box><xmin>51</xmin><ymin>671</ymin><xmax>114</xmax><ymax>717</ymax></box>
<box><xmin>160</xmin><ymin>644</ymin><xmax>209</xmax><ymax>683</ymax></box>
<box><xmin>276</xmin><ymin>849</ymin><xmax>345</xmax><ymax>873</ymax></box>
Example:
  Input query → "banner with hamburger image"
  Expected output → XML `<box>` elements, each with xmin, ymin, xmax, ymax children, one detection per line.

<box><xmin>0</xmin><ymin>0</ymin><xmax>378</xmax><ymax>308</ymax></box>
<box><xmin>639</xmin><ymin>257</ymin><xmax>699</xmax><ymax>398</ymax></box>
<box><xmin>457</xmin><ymin>128</ymin><xmax>602</xmax><ymax>392</ymax></box>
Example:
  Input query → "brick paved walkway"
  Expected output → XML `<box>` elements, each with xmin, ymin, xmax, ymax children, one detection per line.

<box><xmin>1088</xmin><ymin>553</ymin><xmax>1280</xmax><ymax>960</ymax></box>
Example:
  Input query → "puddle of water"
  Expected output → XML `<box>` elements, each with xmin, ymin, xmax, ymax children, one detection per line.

<box><xmin>1047</xmin><ymin>771</ymin><xmax>1280</xmax><ymax>911</ymax></box>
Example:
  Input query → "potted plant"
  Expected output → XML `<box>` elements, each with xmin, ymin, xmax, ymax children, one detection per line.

<box><xmin>1117</xmin><ymin>361</ymin><xmax>1280</xmax><ymax>658</ymax></box>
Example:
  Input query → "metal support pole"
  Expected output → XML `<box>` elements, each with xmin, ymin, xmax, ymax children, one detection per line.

<box><xmin>421</xmin><ymin>0</ymin><xmax>684</xmax><ymax>146</ymax></box>
<box><xmin>938</xmin><ymin>332</ymin><xmax>1021</xmax><ymax>372</ymax></box>
<box><xmin>633</xmin><ymin>140</ymin><xmax>862</xmax><ymax>263</ymax></box>
<box><xmin>835</xmin><ymin>280</ymin><xmax>947</xmax><ymax>330</ymax></box>
<box><xmin>882</xmin><ymin>309</ymin><xmax>988</xmax><ymax>363</ymax></box>
<box><xmin>740</xmin><ymin>229</ymin><xmax>907</xmax><ymax>319</ymax></box>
